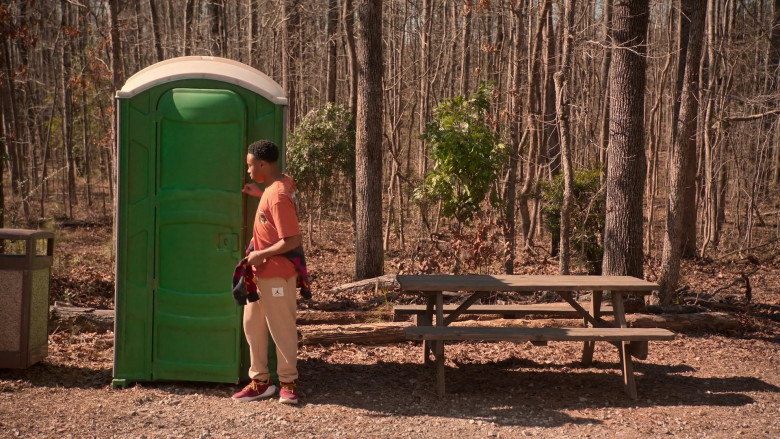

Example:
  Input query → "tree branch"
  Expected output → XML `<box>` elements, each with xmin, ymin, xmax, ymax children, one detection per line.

<box><xmin>720</xmin><ymin>108</ymin><xmax>780</xmax><ymax>122</ymax></box>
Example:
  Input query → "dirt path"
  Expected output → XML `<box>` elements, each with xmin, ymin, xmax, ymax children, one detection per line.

<box><xmin>2</xmin><ymin>328</ymin><xmax>778</xmax><ymax>438</ymax></box>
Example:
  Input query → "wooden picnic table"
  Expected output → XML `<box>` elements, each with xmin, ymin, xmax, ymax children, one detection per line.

<box><xmin>396</xmin><ymin>274</ymin><xmax>675</xmax><ymax>399</ymax></box>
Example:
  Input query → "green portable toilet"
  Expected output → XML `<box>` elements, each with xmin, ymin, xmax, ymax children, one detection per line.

<box><xmin>112</xmin><ymin>56</ymin><xmax>286</xmax><ymax>388</ymax></box>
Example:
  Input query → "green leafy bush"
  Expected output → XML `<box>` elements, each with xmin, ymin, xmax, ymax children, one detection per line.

<box><xmin>286</xmin><ymin>103</ymin><xmax>355</xmax><ymax>214</ymax></box>
<box><xmin>414</xmin><ymin>83</ymin><xmax>508</xmax><ymax>224</ymax></box>
<box><xmin>541</xmin><ymin>168</ymin><xmax>605</xmax><ymax>274</ymax></box>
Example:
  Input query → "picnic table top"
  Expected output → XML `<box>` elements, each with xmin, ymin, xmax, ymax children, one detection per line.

<box><xmin>396</xmin><ymin>274</ymin><xmax>659</xmax><ymax>293</ymax></box>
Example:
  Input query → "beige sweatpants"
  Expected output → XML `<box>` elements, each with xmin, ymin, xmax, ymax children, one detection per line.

<box><xmin>243</xmin><ymin>275</ymin><xmax>298</xmax><ymax>383</ymax></box>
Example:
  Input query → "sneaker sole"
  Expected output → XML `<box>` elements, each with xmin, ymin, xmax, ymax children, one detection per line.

<box><xmin>279</xmin><ymin>396</ymin><xmax>298</xmax><ymax>405</ymax></box>
<box><xmin>232</xmin><ymin>385</ymin><xmax>277</xmax><ymax>402</ymax></box>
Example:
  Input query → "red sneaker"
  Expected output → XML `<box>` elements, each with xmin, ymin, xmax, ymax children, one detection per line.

<box><xmin>279</xmin><ymin>381</ymin><xmax>298</xmax><ymax>404</ymax></box>
<box><xmin>232</xmin><ymin>378</ymin><xmax>276</xmax><ymax>402</ymax></box>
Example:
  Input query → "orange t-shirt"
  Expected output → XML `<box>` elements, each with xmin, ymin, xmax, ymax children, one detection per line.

<box><xmin>252</xmin><ymin>174</ymin><xmax>300</xmax><ymax>279</ymax></box>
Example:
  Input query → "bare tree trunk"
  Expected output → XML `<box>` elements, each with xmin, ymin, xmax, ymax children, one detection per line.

<box><xmin>79</xmin><ymin>9</ymin><xmax>92</xmax><ymax>208</ymax></box>
<box><xmin>344</xmin><ymin>0</ymin><xmax>358</xmax><ymax>117</ymax></box>
<box><xmin>555</xmin><ymin>0</ymin><xmax>576</xmax><ymax>275</ymax></box>
<box><xmin>459</xmin><ymin>4</ymin><xmax>472</xmax><ymax>96</ymax></box>
<box><xmin>0</xmin><ymin>108</ymin><xmax>4</xmax><ymax>228</ymax></box>
<box><xmin>109</xmin><ymin>0</ymin><xmax>123</xmax><ymax>90</ymax></box>
<box><xmin>249</xmin><ymin>0</ymin><xmax>258</xmax><ymax>65</ymax></box>
<box><xmin>133</xmin><ymin>1</ymin><xmax>144</xmax><ymax>68</ymax></box>
<box><xmin>396</xmin><ymin>167</ymin><xmax>405</xmax><ymax>249</ymax></box>
<box><xmin>234</xmin><ymin>1</ymin><xmax>245</xmax><ymax>61</ymax></box>
<box><xmin>108</xmin><ymin>0</ymin><xmax>123</xmax><ymax>88</ymax></box>
<box><xmin>488</xmin><ymin>8</ymin><xmax>505</xmax><ymax>90</ymax></box>
<box><xmin>677</xmin><ymin>0</ymin><xmax>699</xmax><ymax>259</ymax></box>
<box><xmin>282</xmin><ymin>0</ymin><xmax>300</xmax><ymax>129</ymax></box>
<box><xmin>326</xmin><ymin>0</ymin><xmax>338</xmax><ymax>102</ymax></box>
<box><xmin>344</xmin><ymin>0</ymin><xmax>358</xmax><ymax>228</ymax></box>
<box><xmin>680</xmin><ymin>160</ymin><xmax>699</xmax><ymax>258</ymax></box>
<box><xmin>108</xmin><ymin>0</ymin><xmax>122</xmax><ymax>204</ymax></box>
<box><xmin>184</xmin><ymin>0</ymin><xmax>195</xmax><ymax>56</ymax></box>
<box><xmin>773</xmin><ymin>121</ymin><xmax>780</xmax><ymax>185</ymax></box>
<box><xmin>1</xmin><ymin>39</ymin><xmax>30</xmax><ymax>223</ymax></box>
<box><xmin>82</xmin><ymin>85</ymin><xmax>92</xmax><ymax>207</ymax></box>
<box><xmin>61</xmin><ymin>0</ymin><xmax>76</xmax><ymax>218</ymax></box>
<box><xmin>700</xmin><ymin>0</ymin><xmax>725</xmax><ymax>256</ymax></box>
<box><xmin>769</xmin><ymin>0</ymin><xmax>780</xmax><ymax>184</ymax></box>
<box><xmin>597</xmin><ymin>0</ymin><xmax>612</xmax><ymax>184</ymax></box>
<box><xmin>39</xmin><ymin>80</ymin><xmax>57</xmax><ymax>218</ymax></box>
<box><xmin>658</xmin><ymin>0</ymin><xmax>706</xmax><ymax>303</ymax></box>
<box><xmin>1</xmin><ymin>40</ymin><xmax>22</xmax><ymax>204</ymax></box>
<box><xmin>149</xmin><ymin>0</ymin><xmax>164</xmax><ymax>62</ymax></box>
<box><xmin>672</xmin><ymin>0</ymin><xmax>693</xmax><ymax>143</ymax></box>
<box><xmin>602</xmin><ymin>0</ymin><xmax>649</xmax><ymax>279</ymax></box>
<box><xmin>645</xmin><ymin>44</ymin><xmax>671</xmax><ymax>256</ymax></box>
<box><xmin>443</xmin><ymin>2</ymin><xmax>458</xmax><ymax>101</ymax></box>
<box><xmin>542</xmin><ymin>7</ymin><xmax>560</xmax><ymax>179</ymax></box>
<box><xmin>417</xmin><ymin>0</ymin><xmax>432</xmax><ymax>179</ymax></box>
<box><xmin>209</xmin><ymin>0</ymin><xmax>225</xmax><ymax>57</ymax></box>
<box><xmin>503</xmin><ymin>2</ymin><xmax>526</xmax><ymax>274</ymax></box>
<box><xmin>354</xmin><ymin>0</ymin><xmax>384</xmax><ymax>280</ymax></box>
<box><xmin>166</xmin><ymin>0</ymin><xmax>177</xmax><ymax>57</ymax></box>
<box><xmin>16</xmin><ymin>1</ymin><xmax>33</xmax><ymax>221</ymax></box>
<box><xmin>383</xmin><ymin>162</ymin><xmax>397</xmax><ymax>252</ymax></box>
<box><xmin>519</xmin><ymin>0</ymin><xmax>550</xmax><ymax>249</ymax></box>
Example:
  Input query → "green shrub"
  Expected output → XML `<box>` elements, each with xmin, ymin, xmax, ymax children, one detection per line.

<box><xmin>541</xmin><ymin>168</ymin><xmax>605</xmax><ymax>274</ymax></box>
<box><xmin>413</xmin><ymin>83</ymin><xmax>508</xmax><ymax>224</ymax></box>
<box><xmin>286</xmin><ymin>103</ymin><xmax>355</xmax><ymax>214</ymax></box>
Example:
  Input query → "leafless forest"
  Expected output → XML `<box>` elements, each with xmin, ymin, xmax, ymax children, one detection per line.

<box><xmin>1</xmin><ymin>0</ymin><xmax>779</xmax><ymax>299</ymax></box>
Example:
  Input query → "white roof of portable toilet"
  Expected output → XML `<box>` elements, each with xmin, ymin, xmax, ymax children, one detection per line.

<box><xmin>116</xmin><ymin>56</ymin><xmax>287</xmax><ymax>105</ymax></box>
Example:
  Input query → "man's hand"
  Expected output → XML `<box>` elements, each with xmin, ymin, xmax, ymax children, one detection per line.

<box><xmin>247</xmin><ymin>236</ymin><xmax>301</xmax><ymax>268</ymax></box>
<box><xmin>242</xmin><ymin>183</ymin><xmax>263</xmax><ymax>198</ymax></box>
<box><xmin>247</xmin><ymin>250</ymin><xmax>267</xmax><ymax>267</ymax></box>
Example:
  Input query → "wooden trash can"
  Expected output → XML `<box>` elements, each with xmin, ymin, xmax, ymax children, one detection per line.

<box><xmin>0</xmin><ymin>229</ymin><xmax>54</xmax><ymax>369</ymax></box>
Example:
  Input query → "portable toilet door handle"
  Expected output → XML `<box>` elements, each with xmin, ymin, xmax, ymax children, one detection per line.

<box><xmin>217</xmin><ymin>233</ymin><xmax>239</xmax><ymax>253</ymax></box>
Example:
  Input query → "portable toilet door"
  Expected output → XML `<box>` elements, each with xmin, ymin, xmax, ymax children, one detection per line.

<box><xmin>112</xmin><ymin>56</ymin><xmax>287</xmax><ymax>387</ymax></box>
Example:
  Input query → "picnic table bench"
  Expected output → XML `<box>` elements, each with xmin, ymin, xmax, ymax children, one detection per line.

<box><xmin>395</xmin><ymin>274</ymin><xmax>675</xmax><ymax>399</ymax></box>
<box><xmin>394</xmin><ymin>303</ymin><xmax>614</xmax><ymax>320</ymax></box>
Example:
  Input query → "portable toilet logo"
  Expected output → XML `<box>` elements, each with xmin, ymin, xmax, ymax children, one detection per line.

<box><xmin>113</xmin><ymin>57</ymin><xmax>286</xmax><ymax>387</ymax></box>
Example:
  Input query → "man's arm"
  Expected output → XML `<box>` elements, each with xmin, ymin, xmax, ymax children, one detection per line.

<box><xmin>247</xmin><ymin>234</ymin><xmax>302</xmax><ymax>267</ymax></box>
<box><xmin>242</xmin><ymin>183</ymin><xmax>263</xmax><ymax>198</ymax></box>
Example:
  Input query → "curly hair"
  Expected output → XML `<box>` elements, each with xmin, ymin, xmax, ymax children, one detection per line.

<box><xmin>247</xmin><ymin>139</ymin><xmax>279</xmax><ymax>163</ymax></box>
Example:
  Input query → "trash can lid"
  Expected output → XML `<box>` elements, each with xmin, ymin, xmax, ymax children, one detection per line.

<box><xmin>116</xmin><ymin>56</ymin><xmax>287</xmax><ymax>105</ymax></box>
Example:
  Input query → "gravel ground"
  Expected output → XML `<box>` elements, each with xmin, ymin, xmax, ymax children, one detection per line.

<box><xmin>1</xmin><ymin>327</ymin><xmax>779</xmax><ymax>438</ymax></box>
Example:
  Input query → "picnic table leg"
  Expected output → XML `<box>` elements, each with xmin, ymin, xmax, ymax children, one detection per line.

<box><xmin>435</xmin><ymin>341</ymin><xmax>445</xmax><ymax>398</ymax></box>
<box><xmin>435</xmin><ymin>291</ymin><xmax>446</xmax><ymax>397</ymax></box>
<box><xmin>612</xmin><ymin>292</ymin><xmax>638</xmax><ymax>399</ymax></box>
<box><xmin>423</xmin><ymin>298</ymin><xmax>434</xmax><ymax>365</ymax></box>
<box><xmin>581</xmin><ymin>290</ymin><xmax>602</xmax><ymax>366</ymax></box>
<box><xmin>628</xmin><ymin>296</ymin><xmax>649</xmax><ymax>359</ymax></box>
<box><xmin>629</xmin><ymin>341</ymin><xmax>649</xmax><ymax>360</ymax></box>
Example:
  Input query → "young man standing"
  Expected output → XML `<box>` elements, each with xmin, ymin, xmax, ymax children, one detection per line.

<box><xmin>232</xmin><ymin>140</ymin><xmax>301</xmax><ymax>404</ymax></box>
